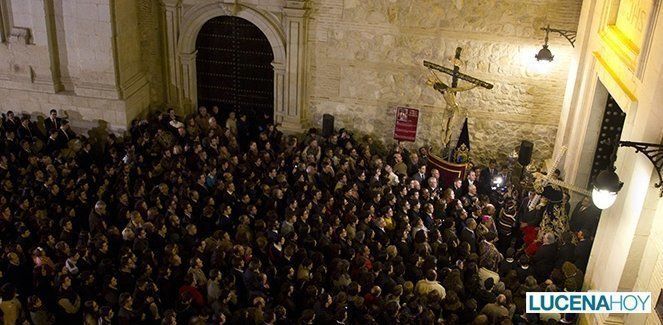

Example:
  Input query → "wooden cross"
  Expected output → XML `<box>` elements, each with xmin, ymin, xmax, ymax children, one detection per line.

<box><xmin>532</xmin><ymin>146</ymin><xmax>591</xmax><ymax>198</ymax></box>
<box><xmin>424</xmin><ymin>47</ymin><xmax>493</xmax><ymax>150</ymax></box>
<box><xmin>423</xmin><ymin>47</ymin><xmax>494</xmax><ymax>90</ymax></box>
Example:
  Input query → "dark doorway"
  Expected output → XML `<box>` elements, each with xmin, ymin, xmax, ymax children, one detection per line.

<box><xmin>588</xmin><ymin>94</ymin><xmax>626</xmax><ymax>187</ymax></box>
<box><xmin>195</xmin><ymin>16</ymin><xmax>274</xmax><ymax>124</ymax></box>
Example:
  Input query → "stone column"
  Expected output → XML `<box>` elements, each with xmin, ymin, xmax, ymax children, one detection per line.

<box><xmin>179</xmin><ymin>50</ymin><xmax>197</xmax><ymax>112</ymax></box>
<box><xmin>161</xmin><ymin>0</ymin><xmax>181</xmax><ymax>109</ymax></box>
<box><xmin>272</xmin><ymin>62</ymin><xmax>286</xmax><ymax>124</ymax></box>
<box><xmin>282</xmin><ymin>0</ymin><xmax>309</xmax><ymax>132</ymax></box>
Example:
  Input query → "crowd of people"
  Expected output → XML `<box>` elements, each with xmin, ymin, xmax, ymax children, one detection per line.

<box><xmin>0</xmin><ymin>106</ymin><xmax>601</xmax><ymax>324</ymax></box>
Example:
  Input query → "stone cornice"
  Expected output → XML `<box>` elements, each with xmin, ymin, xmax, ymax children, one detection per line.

<box><xmin>160</xmin><ymin>0</ymin><xmax>182</xmax><ymax>7</ymax></box>
<box><xmin>285</xmin><ymin>0</ymin><xmax>307</xmax><ymax>10</ymax></box>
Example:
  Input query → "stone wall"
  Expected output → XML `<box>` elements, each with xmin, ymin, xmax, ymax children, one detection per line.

<box><xmin>60</xmin><ymin>0</ymin><xmax>118</xmax><ymax>98</ymax></box>
<box><xmin>0</xmin><ymin>0</ymin><xmax>582</xmax><ymax>159</ymax></box>
<box><xmin>0</xmin><ymin>0</ymin><xmax>164</xmax><ymax>129</ymax></box>
<box><xmin>137</xmin><ymin>0</ymin><xmax>166</xmax><ymax>108</ymax></box>
<box><xmin>306</xmin><ymin>0</ymin><xmax>582</xmax><ymax>163</ymax></box>
<box><xmin>0</xmin><ymin>0</ymin><xmax>55</xmax><ymax>92</ymax></box>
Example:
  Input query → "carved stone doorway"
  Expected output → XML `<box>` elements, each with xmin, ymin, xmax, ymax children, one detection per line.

<box><xmin>162</xmin><ymin>1</ymin><xmax>309</xmax><ymax>132</ymax></box>
<box><xmin>195</xmin><ymin>16</ymin><xmax>274</xmax><ymax>123</ymax></box>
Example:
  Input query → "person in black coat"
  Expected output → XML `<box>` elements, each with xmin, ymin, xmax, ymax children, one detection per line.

<box><xmin>518</xmin><ymin>191</ymin><xmax>536</xmax><ymax>220</ymax></box>
<box><xmin>478</xmin><ymin>160</ymin><xmax>498</xmax><ymax>195</ymax></box>
<box><xmin>569</xmin><ymin>197</ymin><xmax>602</xmax><ymax>237</ymax></box>
<box><xmin>531</xmin><ymin>232</ymin><xmax>558</xmax><ymax>281</ymax></box>
<box><xmin>421</xmin><ymin>205</ymin><xmax>435</xmax><ymax>230</ymax></box>
<box><xmin>516</xmin><ymin>255</ymin><xmax>535</xmax><ymax>283</ymax></box>
<box><xmin>459</xmin><ymin>218</ymin><xmax>478</xmax><ymax>253</ymax></box>
<box><xmin>451</xmin><ymin>178</ymin><xmax>463</xmax><ymax>201</ymax></box>
<box><xmin>44</xmin><ymin>109</ymin><xmax>62</xmax><ymax>134</ymax></box>
<box><xmin>498</xmin><ymin>247</ymin><xmax>517</xmax><ymax>277</ymax></box>
<box><xmin>17</xmin><ymin>116</ymin><xmax>42</xmax><ymax>142</ymax></box>
<box><xmin>57</xmin><ymin>120</ymin><xmax>77</xmax><ymax>146</ymax></box>
<box><xmin>461</xmin><ymin>170</ymin><xmax>477</xmax><ymax>197</ymax></box>
<box><xmin>236</xmin><ymin>114</ymin><xmax>251</xmax><ymax>150</ymax></box>
<box><xmin>411</xmin><ymin>165</ymin><xmax>427</xmax><ymax>185</ymax></box>
<box><xmin>77</xmin><ymin>141</ymin><xmax>94</xmax><ymax>169</ymax></box>
<box><xmin>574</xmin><ymin>229</ymin><xmax>593</xmax><ymax>272</ymax></box>
<box><xmin>44</xmin><ymin>130</ymin><xmax>61</xmax><ymax>156</ymax></box>
<box><xmin>3</xmin><ymin>111</ymin><xmax>20</xmax><ymax>132</ymax></box>
<box><xmin>556</xmin><ymin>231</ymin><xmax>576</xmax><ymax>268</ymax></box>
<box><xmin>88</xmin><ymin>200</ymin><xmax>108</xmax><ymax>234</ymax></box>
<box><xmin>4</xmin><ymin>130</ymin><xmax>20</xmax><ymax>156</ymax></box>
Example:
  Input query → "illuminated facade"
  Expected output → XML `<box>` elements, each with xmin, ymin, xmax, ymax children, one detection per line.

<box><xmin>556</xmin><ymin>0</ymin><xmax>663</xmax><ymax>323</ymax></box>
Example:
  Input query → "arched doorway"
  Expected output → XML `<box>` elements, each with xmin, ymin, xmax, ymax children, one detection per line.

<box><xmin>165</xmin><ymin>2</ymin><xmax>306</xmax><ymax>131</ymax></box>
<box><xmin>195</xmin><ymin>16</ymin><xmax>274</xmax><ymax>124</ymax></box>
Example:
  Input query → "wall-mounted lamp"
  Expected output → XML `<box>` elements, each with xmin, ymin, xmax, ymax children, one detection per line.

<box><xmin>535</xmin><ymin>25</ymin><xmax>577</xmax><ymax>61</ymax></box>
<box><xmin>592</xmin><ymin>138</ymin><xmax>663</xmax><ymax>209</ymax></box>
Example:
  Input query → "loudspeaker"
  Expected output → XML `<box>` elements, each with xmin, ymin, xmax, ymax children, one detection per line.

<box><xmin>518</xmin><ymin>140</ymin><xmax>533</xmax><ymax>166</ymax></box>
<box><xmin>322</xmin><ymin>114</ymin><xmax>334</xmax><ymax>137</ymax></box>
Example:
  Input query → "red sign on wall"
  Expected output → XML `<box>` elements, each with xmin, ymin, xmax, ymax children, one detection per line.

<box><xmin>393</xmin><ymin>107</ymin><xmax>419</xmax><ymax>142</ymax></box>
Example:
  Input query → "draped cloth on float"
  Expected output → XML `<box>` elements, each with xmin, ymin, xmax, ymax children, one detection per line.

<box><xmin>428</xmin><ymin>154</ymin><xmax>467</xmax><ymax>189</ymax></box>
<box><xmin>537</xmin><ymin>184</ymin><xmax>569</xmax><ymax>239</ymax></box>
<box><xmin>452</xmin><ymin>118</ymin><xmax>471</xmax><ymax>164</ymax></box>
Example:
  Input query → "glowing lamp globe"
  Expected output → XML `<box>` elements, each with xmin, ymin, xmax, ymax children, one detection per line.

<box><xmin>591</xmin><ymin>168</ymin><xmax>623</xmax><ymax>209</ymax></box>
<box><xmin>591</xmin><ymin>188</ymin><xmax>618</xmax><ymax>209</ymax></box>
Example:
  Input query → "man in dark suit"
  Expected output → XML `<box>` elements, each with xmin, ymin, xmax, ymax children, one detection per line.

<box><xmin>516</xmin><ymin>255</ymin><xmax>535</xmax><ymax>282</ymax></box>
<box><xmin>4</xmin><ymin>130</ymin><xmax>20</xmax><ymax>155</ymax></box>
<box><xmin>231</xmin><ymin>257</ymin><xmax>248</xmax><ymax>306</ymax></box>
<box><xmin>77</xmin><ymin>141</ymin><xmax>94</xmax><ymax>170</ymax></box>
<box><xmin>462</xmin><ymin>184</ymin><xmax>478</xmax><ymax>206</ymax></box>
<box><xmin>44</xmin><ymin>130</ymin><xmax>61</xmax><ymax>155</ymax></box>
<box><xmin>556</xmin><ymin>231</ymin><xmax>576</xmax><ymax>268</ymax></box>
<box><xmin>478</xmin><ymin>160</ymin><xmax>498</xmax><ymax>194</ymax></box>
<box><xmin>421</xmin><ymin>203</ymin><xmax>435</xmax><ymax>230</ymax></box>
<box><xmin>57</xmin><ymin>120</ymin><xmax>77</xmax><ymax>146</ymax></box>
<box><xmin>3</xmin><ymin>111</ymin><xmax>20</xmax><ymax>132</ymax></box>
<box><xmin>18</xmin><ymin>140</ymin><xmax>35</xmax><ymax>164</ymax></box>
<box><xmin>460</xmin><ymin>218</ymin><xmax>478</xmax><ymax>252</ymax></box>
<box><xmin>44</xmin><ymin>109</ymin><xmax>62</xmax><ymax>134</ymax></box>
<box><xmin>17</xmin><ymin>116</ymin><xmax>41</xmax><ymax>142</ymax></box>
<box><xmin>519</xmin><ymin>191</ymin><xmax>536</xmax><ymax>220</ymax></box>
<box><xmin>426</xmin><ymin>177</ymin><xmax>441</xmax><ymax>200</ymax></box>
<box><xmin>411</xmin><ymin>165</ymin><xmax>427</xmax><ymax>185</ymax></box>
<box><xmin>451</xmin><ymin>177</ymin><xmax>463</xmax><ymax>200</ymax></box>
<box><xmin>461</xmin><ymin>170</ymin><xmax>477</xmax><ymax>197</ymax></box>
<box><xmin>531</xmin><ymin>232</ymin><xmax>558</xmax><ymax>281</ymax></box>
<box><xmin>569</xmin><ymin>197</ymin><xmax>602</xmax><ymax>237</ymax></box>
<box><xmin>574</xmin><ymin>229</ymin><xmax>593</xmax><ymax>272</ymax></box>
<box><xmin>89</xmin><ymin>200</ymin><xmax>108</xmax><ymax>234</ymax></box>
<box><xmin>372</xmin><ymin>217</ymin><xmax>388</xmax><ymax>243</ymax></box>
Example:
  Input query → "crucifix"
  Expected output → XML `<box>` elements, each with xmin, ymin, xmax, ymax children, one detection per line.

<box><xmin>530</xmin><ymin>145</ymin><xmax>591</xmax><ymax>211</ymax></box>
<box><xmin>424</xmin><ymin>47</ymin><xmax>493</xmax><ymax>150</ymax></box>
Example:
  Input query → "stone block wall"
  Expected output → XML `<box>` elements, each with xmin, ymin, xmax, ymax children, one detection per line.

<box><xmin>60</xmin><ymin>0</ymin><xmax>118</xmax><ymax>98</ymax></box>
<box><xmin>0</xmin><ymin>87</ymin><xmax>128</xmax><ymax>133</ymax></box>
<box><xmin>306</xmin><ymin>0</ymin><xmax>582</xmax><ymax>163</ymax></box>
<box><xmin>137</xmin><ymin>0</ymin><xmax>166</xmax><ymax>107</ymax></box>
<box><xmin>0</xmin><ymin>0</ymin><xmax>164</xmax><ymax>130</ymax></box>
<box><xmin>0</xmin><ymin>0</ymin><xmax>54</xmax><ymax>92</ymax></box>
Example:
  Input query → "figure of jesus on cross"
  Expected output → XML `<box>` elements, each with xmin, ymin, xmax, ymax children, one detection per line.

<box><xmin>424</xmin><ymin>47</ymin><xmax>493</xmax><ymax>150</ymax></box>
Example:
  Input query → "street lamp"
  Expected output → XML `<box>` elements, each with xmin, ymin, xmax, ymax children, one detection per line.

<box><xmin>535</xmin><ymin>25</ymin><xmax>577</xmax><ymax>61</ymax></box>
<box><xmin>592</xmin><ymin>139</ymin><xmax>663</xmax><ymax>209</ymax></box>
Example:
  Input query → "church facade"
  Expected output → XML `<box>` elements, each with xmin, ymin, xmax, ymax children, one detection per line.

<box><xmin>557</xmin><ymin>0</ymin><xmax>663</xmax><ymax>323</ymax></box>
<box><xmin>0</xmin><ymin>0</ymin><xmax>580</xmax><ymax>162</ymax></box>
<box><xmin>2</xmin><ymin>1</ymin><xmax>663</xmax><ymax>323</ymax></box>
